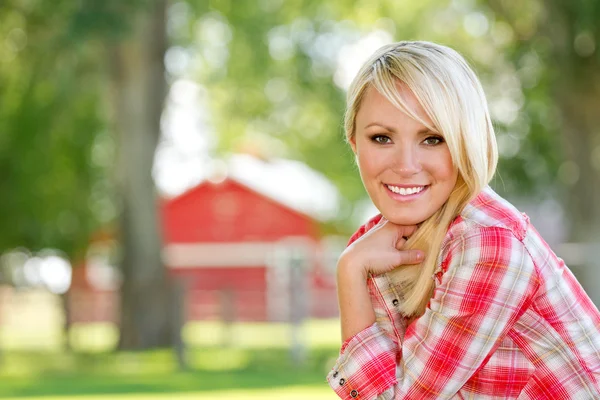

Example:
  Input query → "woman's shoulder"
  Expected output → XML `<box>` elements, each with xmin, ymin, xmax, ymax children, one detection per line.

<box><xmin>456</xmin><ymin>186</ymin><xmax>530</xmax><ymax>242</ymax></box>
<box><xmin>438</xmin><ymin>187</ymin><xmax>532</xmax><ymax>263</ymax></box>
<box><xmin>439</xmin><ymin>190</ymin><xmax>538</xmax><ymax>277</ymax></box>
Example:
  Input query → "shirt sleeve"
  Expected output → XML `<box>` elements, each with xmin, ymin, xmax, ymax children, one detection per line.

<box><xmin>327</xmin><ymin>226</ymin><xmax>539</xmax><ymax>400</ymax></box>
<box><xmin>327</xmin><ymin>322</ymin><xmax>399</xmax><ymax>400</ymax></box>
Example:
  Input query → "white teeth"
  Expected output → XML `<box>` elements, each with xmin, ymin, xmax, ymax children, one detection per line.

<box><xmin>386</xmin><ymin>185</ymin><xmax>425</xmax><ymax>195</ymax></box>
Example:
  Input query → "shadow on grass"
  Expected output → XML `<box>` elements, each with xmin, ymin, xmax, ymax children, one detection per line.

<box><xmin>0</xmin><ymin>347</ymin><xmax>340</xmax><ymax>398</ymax></box>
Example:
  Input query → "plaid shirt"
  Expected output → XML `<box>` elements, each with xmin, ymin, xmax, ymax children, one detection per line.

<box><xmin>327</xmin><ymin>187</ymin><xmax>600</xmax><ymax>399</ymax></box>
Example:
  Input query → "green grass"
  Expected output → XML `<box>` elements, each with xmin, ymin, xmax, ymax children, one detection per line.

<box><xmin>1</xmin><ymin>320</ymin><xmax>342</xmax><ymax>352</ymax></box>
<box><xmin>2</xmin><ymin>387</ymin><xmax>336</xmax><ymax>400</ymax></box>
<box><xmin>0</xmin><ymin>320</ymin><xmax>342</xmax><ymax>399</ymax></box>
<box><xmin>0</xmin><ymin>347</ymin><xmax>339</xmax><ymax>398</ymax></box>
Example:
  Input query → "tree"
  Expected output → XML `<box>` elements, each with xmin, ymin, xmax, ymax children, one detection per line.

<box><xmin>107</xmin><ymin>0</ymin><xmax>172</xmax><ymax>349</ymax></box>
<box><xmin>60</xmin><ymin>0</ymin><xmax>173</xmax><ymax>349</ymax></box>
<box><xmin>1</xmin><ymin>0</ymin><xmax>173</xmax><ymax>349</ymax></box>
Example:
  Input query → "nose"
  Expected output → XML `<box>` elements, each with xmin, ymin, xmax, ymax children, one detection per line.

<box><xmin>393</xmin><ymin>144</ymin><xmax>422</xmax><ymax>177</ymax></box>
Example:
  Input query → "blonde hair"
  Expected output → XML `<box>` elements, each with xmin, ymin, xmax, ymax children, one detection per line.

<box><xmin>346</xmin><ymin>41</ymin><xmax>498</xmax><ymax>317</ymax></box>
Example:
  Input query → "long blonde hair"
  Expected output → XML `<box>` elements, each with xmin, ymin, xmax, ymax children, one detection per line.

<box><xmin>346</xmin><ymin>41</ymin><xmax>498</xmax><ymax>317</ymax></box>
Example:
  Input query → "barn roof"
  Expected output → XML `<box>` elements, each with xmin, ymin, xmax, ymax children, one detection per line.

<box><xmin>165</xmin><ymin>154</ymin><xmax>340</xmax><ymax>222</ymax></box>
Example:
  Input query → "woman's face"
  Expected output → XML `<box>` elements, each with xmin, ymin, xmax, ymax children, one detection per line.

<box><xmin>351</xmin><ymin>84</ymin><xmax>458</xmax><ymax>226</ymax></box>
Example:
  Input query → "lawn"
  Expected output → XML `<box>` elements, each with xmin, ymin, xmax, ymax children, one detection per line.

<box><xmin>2</xmin><ymin>387</ymin><xmax>336</xmax><ymax>400</ymax></box>
<box><xmin>0</xmin><ymin>320</ymin><xmax>342</xmax><ymax>399</ymax></box>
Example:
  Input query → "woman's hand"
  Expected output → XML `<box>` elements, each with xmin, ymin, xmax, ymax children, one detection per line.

<box><xmin>338</xmin><ymin>218</ymin><xmax>424</xmax><ymax>280</ymax></box>
<box><xmin>336</xmin><ymin>218</ymin><xmax>424</xmax><ymax>341</ymax></box>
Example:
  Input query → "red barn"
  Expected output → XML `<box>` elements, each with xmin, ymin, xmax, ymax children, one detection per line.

<box><xmin>163</xmin><ymin>176</ymin><xmax>335</xmax><ymax>322</ymax></box>
<box><xmin>69</xmin><ymin>155</ymin><xmax>342</xmax><ymax>323</ymax></box>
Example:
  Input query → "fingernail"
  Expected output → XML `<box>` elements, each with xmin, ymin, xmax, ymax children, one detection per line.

<box><xmin>416</xmin><ymin>251</ymin><xmax>424</xmax><ymax>261</ymax></box>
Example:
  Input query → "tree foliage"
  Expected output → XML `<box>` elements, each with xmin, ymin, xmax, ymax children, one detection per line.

<box><xmin>487</xmin><ymin>0</ymin><xmax>600</xmax><ymax>240</ymax></box>
<box><xmin>0</xmin><ymin>1</ymin><xmax>109</xmax><ymax>260</ymax></box>
<box><xmin>181</xmin><ymin>0</ymin><xmax>597</xmax><ymax>241</ymax></box>
<box><xmin>168</xmin><ymin>0</ymin><xmax>454</xmax><ymax>231</ymax></box>
<box><xmin>0</xmin><ymin>0</ymin><xmax>171</xmax><ymax>349</ymax></box>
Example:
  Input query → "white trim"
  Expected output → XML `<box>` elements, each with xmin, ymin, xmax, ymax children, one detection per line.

<box><xmin>163</xmin><ymin>242</ymin><xmax>274</xmax><ymax>268</ymax></box>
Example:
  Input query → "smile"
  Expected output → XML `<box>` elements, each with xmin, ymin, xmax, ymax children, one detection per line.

<box><xmin>385</xmin><ymin>184</ymin><xmax>427</xmax><ymax>196</ymax></box>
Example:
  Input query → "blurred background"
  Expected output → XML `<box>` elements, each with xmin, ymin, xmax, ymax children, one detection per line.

<box><xmin>1</xmin><ymin>0</ymin><xmax>599</xmax><ymax>399</ymax></box>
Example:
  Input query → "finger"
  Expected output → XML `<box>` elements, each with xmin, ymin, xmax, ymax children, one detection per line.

<box><xmin>368</xmin><ymin>249</ymin><xmax>425</xmax><ymax>276</ymax></box>
<box><xmin>395</xmin><ymin>249</ymin><xmax>424</xmax><ymax>266</ymax></box>
<box><xmin>394</xmin><ymin>225</ymin><xmax>418</xmax><ymax>249</ymax></box>
<box><xmin>395</xmin><ymin>236</ymin><xmax>407</xmax><ymax>250</ymax></box>
<box><xmin>396</xmin><ymin>224</ymin><xmax>418</xmax><ymax>238</ymax></box>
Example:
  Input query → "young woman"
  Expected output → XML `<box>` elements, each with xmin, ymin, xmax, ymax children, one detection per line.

<box><xmin>328</xmin><ymin>41</ymin><xmax>600</xmax><ymax>399</ymax></box>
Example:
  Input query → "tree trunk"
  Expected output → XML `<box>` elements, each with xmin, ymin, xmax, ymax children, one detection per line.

<box><xmin>555</xmin><ymin>69</ymin><xmax>600</xmax><ymax>306</ymax></box>
<box><xmin>545</xmin><ymin>2</ymin><xmax>600</xmax><ymax>306</ymax></box>
<box><xmin>109</xmin><ymin>0</ymin><xmax>172</xmax><ymax>349</ymax></box>
<box><xmin>487</xmin><ymin>0</ymin><xmax>600</xmax><ymax>306</ymax></box>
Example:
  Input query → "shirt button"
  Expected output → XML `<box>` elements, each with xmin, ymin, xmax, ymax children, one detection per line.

<box><xmin>392</xmin><ymin>299</ymin><xmax>399</xmax><ymax>306</ymax></box>
<box><xmin>351</xmin><ymin>389</ymin><xmax>359</xmax><ymax>398</ymax></box>
<box><xmin>339</xmin><ymin>378</ymin><xmax>345</xmax><ymax>386</ymax></box>
<box><xmin>332</xmin><ymin>371</ymin><xmax>338</xmax><ymax>378</ymax></box>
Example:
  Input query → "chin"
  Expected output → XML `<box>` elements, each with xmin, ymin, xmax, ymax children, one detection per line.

<box><xmin>382</xmin><ymin>212</ymin><xmax>427</xmax><ymax>226</ymax></box>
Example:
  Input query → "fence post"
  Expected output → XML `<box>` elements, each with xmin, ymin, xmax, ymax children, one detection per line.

<box><xmin>220</xmin><ymin>287</ymin><xmax>235</xmax><ymax>347</ymax></box>
<box><xmin>61</xmin><ymin>290</ymin><xmax>72</xmax><ymax>351</ymax></box>
<box><xmin>289</xmin><ymin>249</ymin><xmax>308</xmax><ymax>366</ymax></box>
<box><xmin>171</xmin><ymin>278</ymin><xmax>189</xmax><ymax>371</ymax></box>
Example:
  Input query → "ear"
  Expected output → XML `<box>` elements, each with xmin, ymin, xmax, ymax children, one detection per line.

<box><xmin>349</xmin><ymin>135</ymin><xmax>357</xmax><ymax>154</ymax></box>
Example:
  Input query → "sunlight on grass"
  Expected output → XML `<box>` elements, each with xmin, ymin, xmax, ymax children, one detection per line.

<box><xmin>0</xmin><ymin>318</ymin><xmax>342</xmax><ymax>398</ymax></box>
<box><xmin>1</xmin><ymin>386</ymin><xmax>337</xmax><ymax>400</ymax></box>
<box><xmin>189</xmin><ymin>348</ymin><xmax>251</xmax><ymax>371</ymax></box>
<box><xmin>0</xmin><ymin>290</ymin><xmax>64</xmax><ymax>351</ymax></box>
<box><xmin>304</xmin><ymin>319</ymin><xmax>341</xmax><ymax>348</ymax></box>
<box><xmin>182</xmin><ymin>319</ymin><xmax>341</xmax><ymax>349</ymax></box>
<box><xmin>70</xmin><ymin>323</ymin><xmax>119</xmax><ymax>352</ymax></box>
<box><xmin>1</xmin><ymin>319</ymin><xmax>340</xmax><ymax>353</ymax></box>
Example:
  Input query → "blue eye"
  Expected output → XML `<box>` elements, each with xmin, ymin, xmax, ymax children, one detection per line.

<box><xmin>423</xmin><ymin>136</ymin><xmax>443</xmax><ymax>145</ymax></box>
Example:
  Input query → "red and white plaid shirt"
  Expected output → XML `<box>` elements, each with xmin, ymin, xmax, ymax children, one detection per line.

<box><xmin>327</xmin><ymin>187</ymin><xmax>600</xmax><ymax>399</ymax></box>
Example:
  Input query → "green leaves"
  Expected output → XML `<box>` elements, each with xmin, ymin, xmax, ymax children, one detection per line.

<box><xmin>0</xmin><ymin>1</ymin><xmax>110</xmax><ymax>258</ymax></box>
<box><xmin>3</xmin><ymin>0</ymin><xmax>599</xmax><ymax>247</ymax></box>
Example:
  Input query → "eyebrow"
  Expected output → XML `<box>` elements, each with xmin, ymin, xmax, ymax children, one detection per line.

<box><xmin>363</xmin><ymin>123</ymin><xmax>433</xmax><ymax>135</ymax></box>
